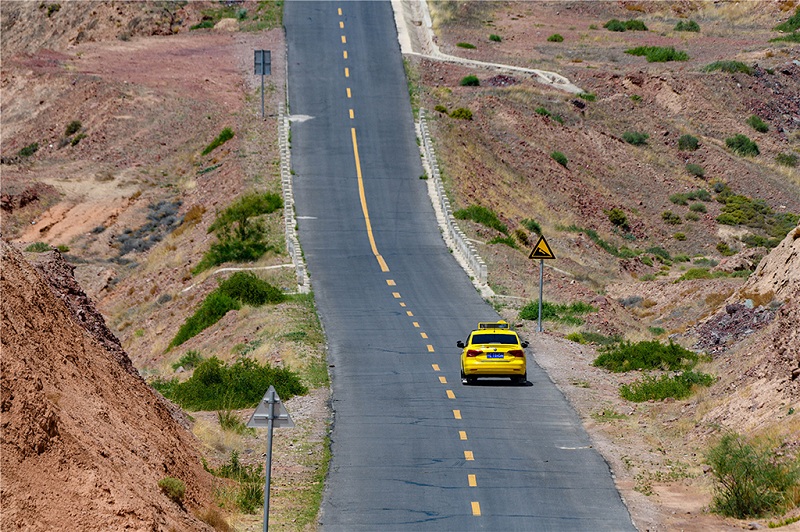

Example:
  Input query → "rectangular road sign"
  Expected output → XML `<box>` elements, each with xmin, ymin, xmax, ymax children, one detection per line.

<box><xmin>254</xmin><ymin>50</ymin><xmax>271</xmax><ymax>76</ymax></box>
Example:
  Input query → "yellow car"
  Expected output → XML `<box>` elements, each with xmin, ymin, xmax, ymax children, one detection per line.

<box><xmin>458</xmin><ymin>321</ymin><xmax>528</xmax><ymax>385</ymax></box>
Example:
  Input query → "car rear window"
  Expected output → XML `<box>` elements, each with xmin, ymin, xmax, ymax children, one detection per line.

<box><xmin>471</xmin><ymin>333</ymin><xmax>518</xmax><ymax>345</ymax></box>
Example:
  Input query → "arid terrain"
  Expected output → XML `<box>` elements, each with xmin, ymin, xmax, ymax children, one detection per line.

<box><xmin>2</xmin><ymin>1</ymin><xmax>800</xmax><ymax>531</ymax></box>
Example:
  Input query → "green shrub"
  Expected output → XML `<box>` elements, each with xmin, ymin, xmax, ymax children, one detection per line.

<box><xmin>605</xmin><ymin>208</ymin><xmax>629</xmax><ymax>230</ymax></box>
<box><xmin>521</xmin><ymin>218</ymin><xmax>541</xmax><ymax>235</ymax></box>
<box><xmin>459</xmin><ymin>75</ymin><xmax>479</xmax><ymax>86</ymax></box>
<box><xmin>674</xmin><ymin>20</ymin><xmax>700</xmax><ymax>32</ymax></box>
<box><xmin>674</xmin><ymin>232</ymin><xmax>686</xmax><ymax>241</ymax></box>
<box><xmin>770</xmin><ymin>32</ymin><xmax>800</xmax><ymax>43</ymax></box>
<box><xmin>678</xmin><ymin>134</ymin><xmax>699</xmax><ymax>151</ymax></box>
<box><xmin>604</xmin><ymin>19</ymin><xmax>627</xmax><ymax>32</ymax></box>
<box><xmin>690</xmin><ymin>202</ymin><xmax>707</xmax><ymax>213</ymax></box>
<box><xmin>578</xmin><ymin>92</ymin><xmax>596</xmax><ymax>101</ymax></box>
<box><xmin>456</xmin><ymin>42</ymin><xmax>476</xmax><ymax>49</ymax></box>
<box><xmin>624</xmin><ymin>20</ymin><xmax>648</xmax><ymax>31</ymax></box>
<box><xmin>604</xmin><ymin>19</ymin><xmax>647</xmax><ymax>32</ymax></box>
<box><xmin>620</xmin><ymin>371</ymin><xmax>714</xmax><ymax>401</ymax></box>
<box><xmin>547</xmin><ymin>33</ymin><xmax>564</xmax><ymax>42</ymax></box>
<box><xmin>649</xmin><ymin>326</ymin><xmax>666</xmax><ymax>335</ymax></box>
<box><xmin>717</xmin><ymin>241</ymin><xmax>736</xmax><ymax>256</ymax></box>
<box><xmin>65</xmin><ymin>120</ymin><xmax>82</xmax><ymax>136</ymax></box>
<box><xmin>551</xmin><ymin>151</ymin><xmax>568</xmax><ymax>167</ymax></box>
<box><xmin>593</xmin><ymin>340</ymin><xmax>700</xmax><ymax>372</ymax></box>
<box><xmin>434</xmin><ymin>104</ymin><xmax>448</xmax><ymax>114</ymax></box>
<box><xmin>190</xmin><ymin>19</ymin><xmax>215</xmax><ymax>30</ymax></box>
<box><xmin>70</xmin><ymin>133</ymin><xmax>86</xmax><ymax>146</ymax></box>
<box><xmin>169</xmin><ymin>291</ymin><xmax>241</xmax><ymax>348</ymax></box>
<box><xmin>514</xmin><ymin>228</ymin><xmax>529</xmax><ymax>246</ymax></box>
<box><xmin>626</xmin><ymin>46</ymin><xmax>688</xmax><ymax>62</ymax></box>
<box><xmin>454</xmin><ymin>205</ymin><xmax>507</xmax><ymax>234</ymax></box>
<box><xmin>206</xmin><ymin>450</ymin><xmax>266</xmax><ymax>514</ymax></box>
<box><xmin>725</xmin><ymin>134</ymin><xmax>759</xmax><ymax>156</ymax></box>
<box><xmin>670</xmin><ymin>194</ymin><xmax>689</xmax><ymax>206</ymax></box>
<box><xmin>630</xmin><ymin>94</ymin><xmax>642</xmax><ymax>102</ymax></box>
<box><xmin>172</xmin><ymin>350</ymin><xmax>203</xmax><ymax>370</ymax></box>
<box><xmin>152</xmin><ymin>356</ymin><xmax>307</xmax><ymax>411</ymax></box>
<box><xmin>24</xmin><ymin>242</ymin><xmax>51</xmax><ymax>252</ymax></box>
<box><xmin>489</xmin><ymin>236</ymin><xmax>518</xmax><ymax>249</ymax></box>
<box><xmin>623</xmin><ymin>131</ymin><xmax>649</xmax><ymax>145</ymax></box>
<box><xmin>688</xmin><ymin>189</ymin><xmax>712</xmax><ymax>201</ymax></box>
<box><xmin>715</xmin><ymin>189</ymin><xmax>799</xmax><ymax>244</ymax></box>
<box><xmin>18</xmin><ymin>142</ymin><xmax>39</xmax><ymax>158</ymax></box>
<box><xmin>707</xmin><ymin>433</ymin><xmax>800</xmax><ymax>518</ymax></box>
<box><xmin>489</xmin><ymin>34</ymin><xmax>502</xmax><ymax>42</ymax></box>
<box><xmin>704</xmin><ymin>61</ymin><xmax>753</xmax><ymax>75</ymax></box>
<box><xmin>673</xmin><ymin>254</ymin><xmax>690</xmax><ymax>263</ymax></box>
<box><xmin>158</xmin><ymin>477</ymin><xmax>186</xmax><ymax>504</ymax></box>
<box><xmin>678</xmin><ymin>268</ymin><xmax>714</xmax><ymax>280</ymax></box>
<box><xmin>686</xmin><ymin>163</ymin><xmax>705</xmax><ymax>178</ymax></box>
<box><xmin>776</xmin><ymin>153</ymin><xmax>798</xmax><ymax>167</ymax></box>
<box><xmin>662</xmin><ymin>211</ymin><xmax>682</xmax><ymax>225</ymax></box>
<box><xmin>217</xmin><ymin>410</ymin><xmax>253</xmax><ymax>435</ymax></box>
<box><xmin>774</xmin><ymin>6</ymin><xmax>800</xmax><ymax>32</ymax></box>
<box><xmin>237</xmin><ymin>481</ymin><xmax>264</xmax><ymax>514</ymax></box>
<box><xmin>519</xmin><ymin>300</ymin><xmax>597</xmax><ymax>326</ymax></box>
<box><xmin>558</xmin><ymin>224</ymin><xmax>621</xmax><ymax>256</ymax></box>
<box><xmin>449</xmin><ymin>107</ymin><xmax>473</xmax><ymax>120</ymax></box>
<box><xmin>218</xmin><ymin>272</ymin><xmax>285</xmax><ymax>306</ymax></box>
<box><xmin>646</xmin><ymin>246</ymin><xmax>672</xmax><ymax>263</ymax></box>
<box><xmin>46</xmin><ymin>3</ymin><xmax>61</xmax><ymax>17</ymax></box>
<box><xmin>747</xmin><ymin>115</ymin><xmax>769</xmax><ymax>133</ymax></box>
<box><xmin>202</xmin><ymin>127</ymin><xmax>234</xmax><ymax>156</ymax></box>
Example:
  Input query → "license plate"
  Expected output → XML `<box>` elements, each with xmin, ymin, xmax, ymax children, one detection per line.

<box><xmin>486</xmin><ymin>353</ymin><xmax>504</xmax><ymax>359</ymax></box>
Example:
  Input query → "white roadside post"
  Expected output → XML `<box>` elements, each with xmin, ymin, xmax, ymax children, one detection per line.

<box><xmin>528</xmin><ymin>235</ymin><xmax>556</xmax><ymax>332</ymax></box>
<box><xmin>247</xmin><ymin>386</ymin><xmax>294</xmax><ymax>532</ymax></box>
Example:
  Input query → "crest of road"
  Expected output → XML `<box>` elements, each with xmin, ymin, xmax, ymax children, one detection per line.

<box><xmin>285</xmin><ymin>1</ymin><xmax>635</xmax><ymax>530</ymax></box>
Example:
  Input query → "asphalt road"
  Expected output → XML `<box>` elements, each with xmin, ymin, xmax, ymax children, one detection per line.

<box><xmin>285</xmin><ymin>1</ymin><xmax>636</xmax><ymax>530</ymax></box>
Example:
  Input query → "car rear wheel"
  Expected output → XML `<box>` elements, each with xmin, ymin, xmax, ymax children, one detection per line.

<box><xmin>514</xmin><ymin>374</ymin><xmax>527</xmax><ymax>385</ymax></box>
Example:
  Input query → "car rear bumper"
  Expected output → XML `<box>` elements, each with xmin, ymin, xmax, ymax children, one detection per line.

<box><xmin>463</xmin><ymin>360</ymin><xmax>526</xmax><ymax>376</ymax></box>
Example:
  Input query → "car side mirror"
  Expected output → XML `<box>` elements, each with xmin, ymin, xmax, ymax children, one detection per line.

<box><xmin>457</xmin><ymin>341</ymin><xmax>465</xmax><ymax>348</ymax></box>
<box><xmin>521</xmin><ymin>341</ymin><xmax>529</xmax><ymax>348</ymax></box>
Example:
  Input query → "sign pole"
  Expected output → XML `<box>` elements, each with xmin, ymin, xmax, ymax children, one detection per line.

<box><xmin>261</xmin><ymin>73</ymin><xmax>265</xmax><ymax>120</ymax></box>
<box><xmin>262</xmin><ymin>389</ymin><xmax>275</xmax><ymax>532</ymax></box>
<box><xmin>538</xmin><ymin>259</ymin><xmax>544</xmax><ymax>333</ymax></box>
<box><xmin>528</xmin><ymin>234</ymin><xmax>555</xmax><ymax>333</ymax></box>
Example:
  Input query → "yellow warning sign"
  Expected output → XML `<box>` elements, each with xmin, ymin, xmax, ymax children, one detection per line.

<box><xmin>529</xmin><ymin>235</ymin><xmax>555</xmax><ymax>260</ymax></box>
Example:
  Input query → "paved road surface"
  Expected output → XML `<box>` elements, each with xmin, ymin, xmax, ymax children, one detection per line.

<box><xmin>285</xmin><ymin>1</ymin><xmax>636</xmax><ymax>529</ymax></box>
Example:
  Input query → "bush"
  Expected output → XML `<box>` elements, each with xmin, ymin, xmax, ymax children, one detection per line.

<box><xmin>690</xmin><ymin>202</ymin><xmax>707</xmax><ymax>213</ymax></box>
<box><xmin>605</xmin><ymin>208</ymin><xmax>629</xmax><ymax>230</ymax></box>
<box><xmin>547</xmin><ymin>33</ymin><xmax>564</xmax><ymax>42</ymax></box>
<box><xmin>623</xmin><ymin>131</ymin><xmax>649</xmax><ymax>145</ymax></box>
<box><xmin>662</xmin><ymin>211</ymin><xmax>682</xmax><ymax>225</ymax></box>
<box><xmin>707</xmin><ymin>433</ymin><xmax>800</xmax><ymax>518</ymax></box>
<box><xmin>620</xmin><ymin>371</ymin><xmax>714</xmax><ymax>401</ymax></box>
<box><xmin>169</xmin><ymin>291</ymin><xmax>241</xmax><ymax>348</ymax></box>
<box><xmin>674</xmin><ymin>20</ymin><xmax>700</xmax><ymax>32</ymax></box>
<box><xmin>604</xmin><ymin>19</ymin><xmax>627</xmax><ymax>32</ymax></box>
<box><xmin>18</xmin><ymin>142</ymin><xmax>39</xmax><ymax>158</ymax></box>
<box><xmin>686</xmin><ymin>163</ymin><xmax>705</xmax><ymax>178</ymax></box>
<box><xmin>218</xmin><ymin>272</ymin><xmax>285</xmax><ymax>306</ymax></box>
<box><xmin>776</xmin><ymin>153</ymin><xmax>798</xmax><ymax>167</ymax></box>
<box><xmin>153</xmin><ymin>356</ymin><xmax>307</xmax><ymax>411</ymax></box>
<box><xmin>717</xmin><ymin>241</ymin><xmax>736</xmax><ymax>256</ymax></box>
<box><xmin>674</xmin><ymin>232</ymin><xmax>686</xmax><ymax>241</ymax></box>
<box><xmin>24</xmin><ymin>242</ymin><xmax>51</xmax><ymax>252</ymax></box>
<box><xmin>626</xmin><ymin>46</ymin><xmax>688</xmax><ymax>62</ymax></box>
<box><xmin>746</xmin><ymin>115</ymin><xmax>769</xmax><ymax>133</ymax></box>
<box><xmin>454</xmin><ymin>205</ymin><xmax>507</xmax><ymax>234</ymax></box>
<box><xmin>624</xmin><ymin>20</ymin><xmax>648</xmax><ymax>31</ymax></box>
<box><xmin>678</xmin><ymin>134</ymin><xmax>699</xmax><ymax>151</ymax></box>
<box><xmin>459</xmin><ymin>75</ymin><xmax>479</xmax><ymax>87</ymax></box>
<box><xmin>202</xmin><ymin>127</ymin><xmax>234</xmax><ymax>156</ymax></box>
<box><xmin>770</xmin><ymin>32</ymin><xmax>800</xmax><ymax>43</ymax></box>
<box><xmin>172</xmin><ymin>350</ymin><xmax>203</xmax><ymax>371</ymax></box>
<box><xmin>593</xmin><ymin>340</ymin><xmax>700</xmax><ymax>372</ymax></box>
<box><xmin>489</xmin><ymin>34</ymin><xmax>502</xmax><ymax>42</ymax></box>
<box><xmin>70</xmin><ymin>133</ymin><xmax>86</xmax><ymax>146</ymax></box>
<box><xmin>578</xmin><ymin>92</ymin><xmax>596</xmax><ymax>102</ymax></box>
<box><xmin>449</xmin><ymin>107</ymin><xmax>473</xmax><ymax>120</ymax></box>
<box><xmin>604</xmin><ymin>19</ymin><xmax>648</xmax><ymax>32</ymax></box>
<box><xmin>704</xmin><ymin>61</ymin><xmax>753</xmax><ymax>75</ymax></box>
<box><xmin>521</xmin><ymin>218</ymin><xmax>541</xmax><ymax>235</ymax></box>
<box><xmin>158</xmin><ymin>477</ymin><xmax>186</xmax><ymax>504</ymax></box>
<box><xmin>725</xmin><ymin>134</ymin><xmax>759</xmax><ymax>156</ymax></box>
<box><xmin>551</xmin><ymin>151</ymin><xmax>568</xmax><ymax>167</ymax></box>
<box><xmin>670</xmin><ymin>194</ymin><xmax>689</xmax><ymax>206</ymax></box>
<box><xmin>218</xmin><ymin>410</ymin><xmax>252</xmax><ymax>435</ymax></box>
<box><xmin>489</xmin><ymin>236</ymin><xmax>518</xmax><ymax>249</ymax></box>
<box><xmin>519</xmin><ymin>300</ymin><xmax>597</xmax><ymax>326</ymax></box>
<box><xmin>434</xmin><ymin>104</ymin><xmax>448</xmax><ymax>114</ymax></box>
<box><xmin>65</xmin><ymin>120</ymin><xmax>82</xmax><ymax>136</ymax></box>
<box><xmin>456</xmin><ymin>42</ymin><xmax>476</xmax><ymax>49</ymax></box>
<box><xmin>190</xmin><ymin>19</ymin><xmax>215</xmax><ymax>30</ymax></box>
<box><xmin>774</xmin><ymin>6</ymin><xmax>800</xmax><ymax>32</ymax></box>
<box><xmin>207</xmin><ymin>450</ymin><xmax>266</xmax><ymax>514</ymax></box>
<box><xmin>714</xmin><ymin>188</ymin><xmax>799</xmax><ymax>243</ymax></box>
<box><xmin>514</xmin><ymin>228</ymin><xmax>529</xmax><ymax>246</ymax></box>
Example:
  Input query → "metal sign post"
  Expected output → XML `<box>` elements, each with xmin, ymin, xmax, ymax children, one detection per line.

<box><xmin>528</xmin><ymin>235</ymin><xmax>556</xmax><ymax>333</ymax></box>
<box><xmin>254</xmin><ymin>50</ymin><xmax>272</xmax><ymax>119</ymax></box>
<box><xmin>247</xmin><ymin>385</ymin><xmax>294</xmax><ymax>532</ymax></box>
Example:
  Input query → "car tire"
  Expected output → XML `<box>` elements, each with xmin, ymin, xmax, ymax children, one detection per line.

<box><xmin>514</xmin><ymin>374</ymin><xmax>527</xmax><ymax>385</ymax></box>
<box><xmin>466</xmin><ymin>376</ymin><xmax>477</xmax><ymax>385</ymax></box>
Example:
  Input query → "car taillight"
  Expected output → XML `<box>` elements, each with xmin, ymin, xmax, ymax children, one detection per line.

<box><xmin>508</xmin><ymin>349</ymin><xmax>525</xmax><ymax>357</ymax></box>
<box><xmin>466</xmin><ymin>349</ymin><xmax>482</xmax><ymax>357</ymax></box>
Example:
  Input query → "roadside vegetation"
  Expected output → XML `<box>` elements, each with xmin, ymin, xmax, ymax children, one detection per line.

<box><xmin>519</xmin><ymin>300</ymin><xmax>597</xmax><ymax>325</ymax></box>
<box><xmin>454</xmin><ymin>205</ymin><xmax>507</xmax><ymax>234</ymax></box>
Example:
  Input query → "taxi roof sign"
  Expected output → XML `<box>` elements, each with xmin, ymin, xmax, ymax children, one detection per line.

<box><xmin>478</xmin><ymin>321</ymin><xmax>509</xmax><ymax>329</ymax></box>
<box><xmin>529</xmin><ymin>235</ymin><xmax>555</xmax><ymax>260</ymax></box>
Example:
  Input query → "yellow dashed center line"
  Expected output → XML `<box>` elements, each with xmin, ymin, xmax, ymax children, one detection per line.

<box><xmin>446</xmin><ymin>390</ymin><xmax>455</xmax><ymax>399</ymax></box>
<box><xmin>341</xmin><ymin>35</ymin><xmax>346</xmax><ymax>44</ymax></box>
<box><xmin>406</xmin><ymin>311</ymin><xmax>413</xmax><ymax>316</ymax></box>
<box><xmin>399</xmin><ymin>302</ymin><xmax>406</xmax><ymax>308</ymax></box>
<box><xmin>386</xmin><ymin>279</ymin><xmax>396</xmax><ymax>286</ymax></box>
<box><xmin>438</xmin><ymin>376</ymin><xmax>447</xmax><ymax>384</ymax></box>
<box><xmin>343</xmin><ymin>50</ymin><xmax>348</xmax><ymax>59</ymax></box>
<box><xmin>349</xmin><ymin>109</ymin><xmax>354</xmax><ymax>119</ymax></box>
<box><xmin>420</xmin><ymin>332</ymin><xmax>428</xmax><ymax>339</ymax></box>
<box><xmin>350</xmin><ymin>128</ymin><xmax>387</xmax><ymax>272</ymax></box>
<box><xmin>346</xmin><ymin>87</ymin><xmax>351</xmax><ymax>98</ymax></box>
<box><xmin>392</xmin><ymin>292</ymin><xmax>401</xmax><ymax>299</ymax></box>
<box><xmin>339</xmin><ymin>21</ymin><xmax>344</xmax><ymax>28</ymax></box>
<box><xmin>412</xmin><ymin>321</ymin><xmax>419</xmax><ymax>328</ymax></box>
<box><xmin>427</xmin><ymin>344</ymin><xmax>434</xmax><ymax>352</ymax></box>
<box><xmin>459</xmin><ymin>431</ymin><xmax>468</xmax><ymax>441</ymax></box>
<box><xmin>338</xmin><ymin>7</ymin><xmax>342</xmax><ymax>15</ymax></box>
<box><xmin>468</xmin><ymin>474</ymin><xmax>477</xmax><ymax>487</ymax></box>
<box><xmin>471</xmin><ymin>501</ymin><xmax>481</xmax><ymax>516</ymax></box>
<box><xmin>464</xmin><ymin>450</ymin><xmax>474</xmax><ymax>461</ymax></box>
<box><xmin>345</xmin><ymin>67</ymin><xmax>350</xmax><ymax>77</ymax></box>
<box><xmin>453</xmin><ymin>410</ymin><xmax>461</xmax><ymax>420</ymax></box>
<box><xmin>432</xmin><ymin>364</ymin><xmax>440</xmax><ymax>371</ymax></box>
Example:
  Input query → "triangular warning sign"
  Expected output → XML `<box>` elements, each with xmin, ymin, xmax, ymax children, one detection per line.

<box><xmin>529</xmin><ymin>235</ymin><xmax>556</xmax><ymax>260</ymax></box>
<box><xmin>247</xmin><ymin>386</ymin><xmax>295</xmax><ymax>429</ymax></box>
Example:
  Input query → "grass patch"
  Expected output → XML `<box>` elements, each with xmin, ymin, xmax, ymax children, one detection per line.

<box><xmin>715</xmin><ymin>186</ymin><xmax>799</xmax><ymax>244</ymax></box>
<box><xmin>604</xmin><ymin>19</ymin><xmax>648</xmax><ymax>31</ymax></box>
<box><xmin>449</xmin><ymin>107</ymin><xmax>473</xmax><ymax>120</ymax></box>
<box><xmin>626</xmin><ymin>46</ymin><xmax>688</xmax><ymax>62</ymax></box>
<box><xmin>217</xmin><ymin>410</ymin><xmax>254</xmax><ymax>436</ymax></box>
<box><xmin>776</xmin><ymin>153</ymin><xmax>798</xmax><ymax>167</ymax></box>
<box><xmin>620</xmin><ymin>371</ymin><xmax>714</xmax><ymax>401</ymax></box>
<box><xmin>547</xmin><ymin>33</ymin><xmax>564</xmax><ymax>42</ymax></box>
<box><xmin>623</xmin><ymin>131</ymin><xmax>649</xmax><ymax>145</ymax></box>
<box><xmin>534</xmin><ymin>107</ymin><xmax>563</xmax><ymax>123</ymax></box>
<box><xmin>521</xmin><ymin>218</ymin><xmax>542</xmax><ymax>235</ymax></box>
<box><xmin>218</xmin><ymin>271</ymin><xmax>285</xmax><ymax>305</ymax></box>
<box><xmin>675</xmin><ymin>20</ymin><xmax>700</xmax><ymax>32</ymax></box>
<box><xmin>678</xmin><ymin>134</ymin><xmax>699</xmax><ymax>151</ymax></box>
<box><xmin>648</xmin><ymin>326</ymin><xmax>666</xmax><ymax>335</ymax></box>
<box><xmin>456</xmin><ymin>42</ymin><xmax>476</xmax><ymax>49</ymax></box>
<box><xmin>24</xmin><ymin>242</ymin><xmax>51</xmax><ymax>252</ymax></box>
<box><xmin>158</xmin><ymin>477</ymin><xmax>186</xmax><ymax>504</ymax></box>
<box><xmin>152</xmin><ymin>356</ymin><xmax>306</xmax><ymax>411</ymax></box>
<box><xmin>454</xmin><ymin>205</ymin><xmax>507</xmax><ymax>234</ymax></box>
<box><xmin>593</xmin><ymin>340</ymin><xmax>700</xmax><ymax>372</ymax></box>
<box><xmin>191</xmin><ymin>1</ymin><xmax>282</xmax><ymax>32</ymax></box>
<box><xmin>747</xmin><ymin>115</ymin><xmax>769</xmax><ymax>133</ymax></box>
<box><xmin>704</xmin><ymin>60</ymin><xmax>753</xmax><ymax>75</ymax></box>
<box><xmin>206</xmin><ymin>450</ymin><xmax>265</xmax><ymax>514</ymax></box>
<box><xmin>489</xmin><ymin>33</ymin><xmax>502</xmax><ymax>42</ymax></box>
<box><xmin>578</xmin><ymin>92</ymin><xmax>596</xmax><ymax>102</ymax></box>
<box><xmin>519</xmin><ymin>300</ymin><xmax>597</xmax><ymax>326</ymax></box>
<box><xmin>201</xmin><ymin>127</ymin><xmax>234</xmax><ymax>156</ymax></box>
<box><xmin>686</xmin><ymin>163</ymin><xmax>705</xmax><ymax>178</ymax></box>
<box><xmin>172</xmin><ymin>350</ymin><xmax>203</xmax><ymax>371</ymax></box>
<box><xmin>774</xmin><ymin>7</ymin><xmax>800</xmax><ymax>32</ymax></box>
<box><xmin>707</xmin><ymin>433</ymin><xmax>800</xmax><ymax>518</ymax></box>
<box><xmin>770</xmin><ymin>32</ymin><xmax>800</xmax><ymax>43</ymax></box>
<box><xmin>18</xmin><ymin>142</ymin><xmax>39</xmax><ymax>158</ymax></box>
<box><xmin>567</xmin><ymin>331</ymin><xmax>622</xmax><ymax>345</ymax></box>
<box><xmin>551</xmin><ymin>151</ymin><xmax>568</xmax><ymax>167</ymax></box>
<box><xmin>489</xmin><ymin>236</ymin><xmax>518</xmax><ymax>249</ymax></box>
<box><xmin>459</xmin><ymin>75</ymin><xmax>479</xmax><ymax>86</ymax></box>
